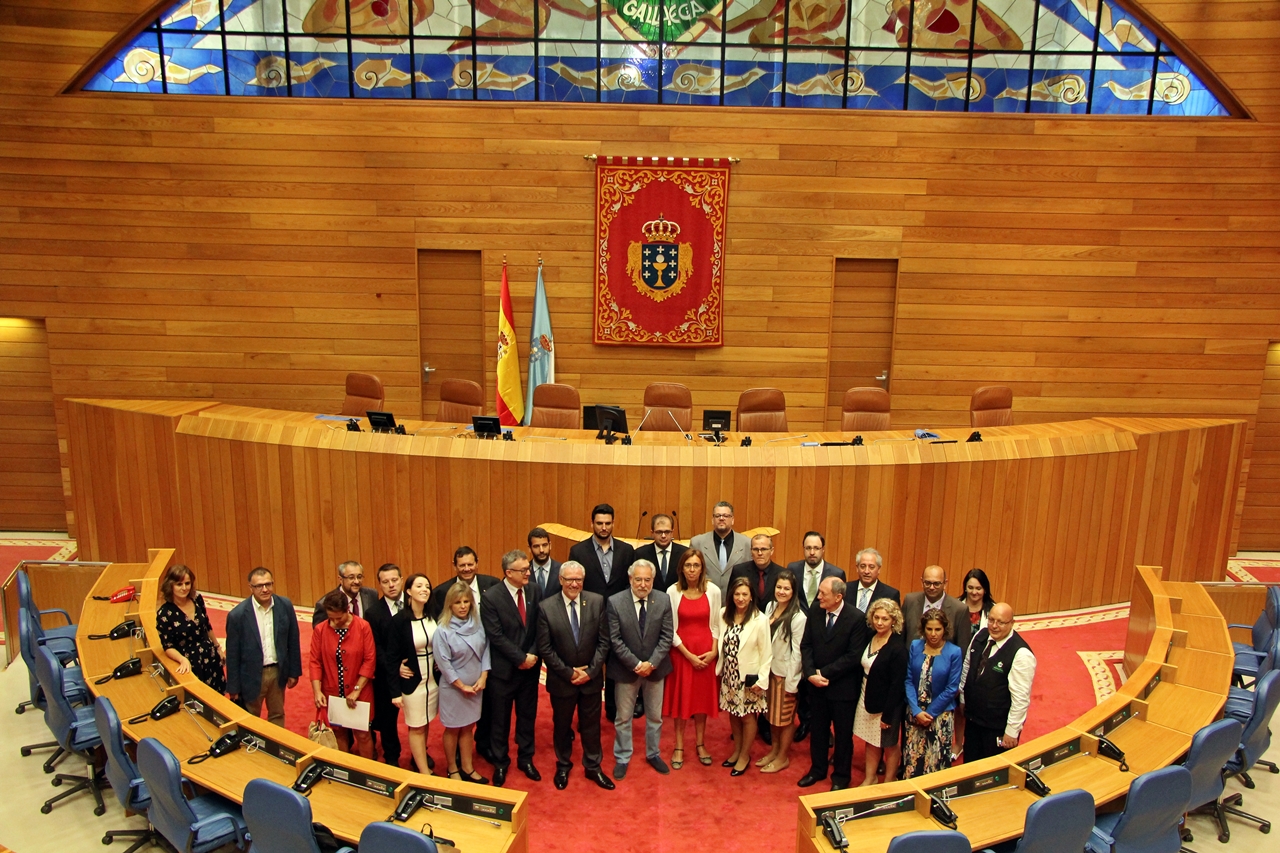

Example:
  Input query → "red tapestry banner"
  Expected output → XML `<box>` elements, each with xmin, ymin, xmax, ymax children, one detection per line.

<box><xmin>594</xmin><ymin>157</ymin><xmax>731</xmax><ymax>347</ymax></box>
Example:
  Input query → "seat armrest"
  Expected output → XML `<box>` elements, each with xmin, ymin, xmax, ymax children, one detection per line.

<box><xmin>39</xmin><ymin>607</ymin><xmax>73</xmax><ymax>626</ymax></box>
<box><xmin>1086</xmin><ymin>825</ymin><xmax>1114</xmax><ymax>853</ymax></box>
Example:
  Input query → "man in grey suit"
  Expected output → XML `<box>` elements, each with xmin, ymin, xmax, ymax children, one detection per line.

<box><xmin>901</xmin><ymin>564</ymin><xmax>972</xmax><ymax>653</ymax></box>
<box><xmin>536</xmin><ymin>561</ymin><xmax>615</xmax><ymax>791</ymax></box>
<box><xmin>528</xmin><ymin>527</ymin><xmax>561</xmax><ymax>598</ymax></box>
<box><xmin>226</xmin><ymin>567</ymin><xmax>302</xmax><ymax>727</ymax></box>
<box><xmin>689</xmin><ymin>501</ymin><xmax>749</xmax><ymax>596</ymax></box>
<box><xmin>312</xmin><ymin>560</ymin><xmax>378</xmax><ymax>625</ymax></box>
<box><xmin>606</xmin><ymin>559</ymin><xmax>673</xmax><ymax>780</ymax></box>
<box><xmin>785</xmin><ymin>531</ymin><xmax>845</xmax><ymax>742</ymax></box>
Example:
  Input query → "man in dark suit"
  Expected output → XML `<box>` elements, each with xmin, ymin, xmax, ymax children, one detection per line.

<box><xmin>785</xmin><ymin>531</ymin><xmax>845</xmax><ymax>742</ymax></box>
<box><xmin>849</xmin><ymin>547</ymin><xmax>900</xmax><ymax>613</ymax></box>
<box><xmin>536</xmin><ymin>560</ymin><xmax>615</xmax><ymax>791</ymax></box>
<box><xmin>606</xmin><ymin>559</ymin><xmax>673</xmax><ymax>780</ymax></box>
<box><xmin>569</xmin><ymin>503</ymin><xmax>636</xmax><ymax>721</ymax></box>
<box><xmin>901</xmin><ymin>564</ymin><xmax>971</xmax><ymax>653</ymax></box>
<box><xmin>632</xmin><ymin>513</ymin><xmax>687</xmax><ymax>591</ymax></box>
<box><xmin>729</xmin><ymin>533</ymin><xmax>786</xmax><ymax>611</ymax></box>
<box><xmin>225</xmin><ymin>567</ymin><xmax>302</xmax><ymax>728</ymax></box>
<box><xmin>481</xmin><ymin>549</ymin><xmax>543</xmax><ymax>786</ymax></box>
<box><xmin>312</xmin><ymin>560</ymin><xmax>379</xmax><ymax>626</ymax></box>
<box><xmin>527</xmin><ymin>527</ymin><xmax>561</xmax><ymax>598</ymax></box>
<box><xmin>798</xmin><ymin>577</ymin><xmax>869</xmax><ymax>791</ymax></box>
<box><xmin>363</xmin><ymin>563</ymin><xmax>406</xmax><ymax>768</ymax></box>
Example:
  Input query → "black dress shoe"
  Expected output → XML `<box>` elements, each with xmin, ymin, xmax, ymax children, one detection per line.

<box><xmin>518</xmin><ymin>760</ymin><xmax>541</xmax><ymax>782</ymax></box>
<box><xmin>730</xmin><ymin>767</ymin><xmax>747</xmax><ymax>777</ymax></box>
<box><xmin>553</xmin><ymin>768</ymin><xmax>569</xmax><ymax>790</ymax></box>
<box><xmin>492</xmin><ymin>765</ymin><xmax>508</xmax><ymax>787</ymax></box>
<box><xmin>797</xmin><ymin>773</ymin><xmax>826</xmax><ymax>788</ymax></box>
<box><xmin>830</xmin><ymin>781</ymin><xmax>847</xmax><ymax>792</ymax></box>
<box><xmin>586</xmin><ymin>769</ymin><xmax>616</xmax><ymax>790</ymax></box>
<box><xmin>795</xmin><ymin>722</ymin><xmax>809</xmax><ymax>742</ymax></box>
<box><xmin>722</xmin><ymin>758</ymin><xmax>736</xmax><ymax>768</ymax></box>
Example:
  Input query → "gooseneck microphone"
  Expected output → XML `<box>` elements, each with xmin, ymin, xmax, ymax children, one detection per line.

<box><xmin>636</xmin><ymin>510</ymin><xmax>649</xmax><ymax>540</ymax></box>
<box><xmin>670</xmin><ymin>509</ymin><xmax>680</xmax><ymax>540</ymax></box>
<box><xmin>633</xmin><ymin>408</ymin><xmax>654</xmax><ymax>434</ymax></box>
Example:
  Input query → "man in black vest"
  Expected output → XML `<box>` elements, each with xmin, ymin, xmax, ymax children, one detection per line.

<box><xmin>959</xmin><ymin>602</ymin><xmax>1037</xmax><ymax>763</ymax></box>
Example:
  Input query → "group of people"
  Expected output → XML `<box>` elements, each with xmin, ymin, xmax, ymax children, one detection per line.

<box><xmin>152</xmin><ymin>500</ymin><xmax>1037</xmax><ymax>793</ymax></box>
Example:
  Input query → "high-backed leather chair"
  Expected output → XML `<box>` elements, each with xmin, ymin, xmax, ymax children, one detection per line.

<box><xmin>529</xmin><ymin>383</ymin><xmax>580</xmax><ymax>429</ymax></box>
<box><xmin>339</xmin><ymin>372</ymin><xmax>384</xmax><ymax>417</ymax></box>
<box><xmin>970</xmin><ymin>385</ymin><xmax>1014</xmax><ymax>428</ymax></box>
<box><xmin>841</xmin><ymin>387</ymin><xmax>891</xmax><ymax>431</ymax></box>
<box><xmin>737</xmin><ymin>388</ymin><xmax>787</xmax><ymax>432</ymax></box>
<box><xmin>438</xmin><ymin>378</ymin><xmax>483</xmax><ymax>424</ymax></box>
<box><xmin>643</xmin><ymin>382</ymin><xmax>693</xmax><ymax>432</ymax></box>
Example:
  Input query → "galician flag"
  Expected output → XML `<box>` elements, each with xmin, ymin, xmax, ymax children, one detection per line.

<box><xmin>522</xmin><ymin>265</ymin><xmax>555</xmax><ymax>425</ymax></box>
<box><xmin>495</xmin><ymin>263</ymin><xmax>524</xmax><ymax>426</ymax></box>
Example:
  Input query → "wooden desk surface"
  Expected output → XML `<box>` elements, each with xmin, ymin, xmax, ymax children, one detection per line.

<box><xmin>1165</xmin><ymin>646</ymin><xmax>1235</xmax><ymax>693</ymax></box>
<box><xmin>798</xmin><ymin>810</ymin><xmax>939</xmax><ymax>853</ymax></box>
<box><xmin>1164</xmin><ymin>582</ymin><xmax>1222</xmax><ymax>618</ymax></box>
<box><xmin>1036</xmin><ymin>752</ymin><xmax>1136</xmax><ymax>805</ymax></box>
<box><xmin>1142</xmin><ymin>682</ymin><xmax>1226</xmax><ymax>735</ymax></box>
<box><xmin>1070</xmin><ymin>717</ymin><xmax>1191</xmax><ymax>776</ymax></box>
<box><xmin>1172</xmin><ymin>612</ymin><xmax>1235</xmax><ymax>654</ymax></box>
<box><xmin>948</xmin><ymin>787</ymin><xmax>1042</xmax><ymax>847</ymax></box>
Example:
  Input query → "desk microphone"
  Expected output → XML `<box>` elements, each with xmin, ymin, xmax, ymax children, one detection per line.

<box><xmin>636</xmin><ymin>510</ymin><xmax>648</xmax><ymax>540</ymax></box>
<box><xmin>668</xmin><ymin>411</ymin><xmax>692</xmax><ymax>442</ymax></box>
<box><xmin>670</xmin><ymin>510</ymin><xmax>680</xmax><ymax>540</ymax></box>
<box><xmin>633</xmin><ymin>408</ymin><xmax>654</xmax><ymax>434</ymax></box>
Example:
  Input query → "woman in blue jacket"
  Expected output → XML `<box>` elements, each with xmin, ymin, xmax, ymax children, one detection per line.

<box><xmin>903</xmin><ymin>609</ymin><xmax>963</xmax><ymax>778</ymax></box>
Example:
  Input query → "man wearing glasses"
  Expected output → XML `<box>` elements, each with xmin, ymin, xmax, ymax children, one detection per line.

<box><xmin>312</xmin><ymin>560</ymin><xmax>378</xmax><ymax>625</ymax></box>
<box><xmin>691</xmin><ymin>501</ymin><xmax>749</xmax><ymax>596</ymax></box>
<box><xmin>901</xmin><ymin>564</ymin><xmax>971</xmax><ymax>653</ymax></box>
<box><xmin>482</xmin><ymin>549</ymin><xmax>544</xmax><ymax>786</ymax></box>
<box><xmin>959</xmin><ymin>603</ymin><xmax>1037</xmax><ymax>763</ymax></box>
<box><xmin>226</xmin><ymin>566</ymin><xmax>302</xmax><ymax>727</ymax></box>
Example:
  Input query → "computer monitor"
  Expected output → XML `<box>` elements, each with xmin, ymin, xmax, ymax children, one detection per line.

<box><xmin>703</xmin><ymin>410</ymin><xmax>731</xmax><ymax>431</ymax></box>
<box><xmin>366</xmin><ymin>411</ymin><xmax>397</xmax><ymax>433</ymax></box>
<box><xmin>583</xmin><ymin>405</ymin><xmax>599</xmax><ymax>431</ymax></box>
<box><xmin>595</xmin><ymin>405</ymin><xmax>629</xmax><ymax>440</ymax></box>
<box><xmin>472</xmin><ymin>415</ymin><xmax>502</xmax><ymax>438</ymax></box>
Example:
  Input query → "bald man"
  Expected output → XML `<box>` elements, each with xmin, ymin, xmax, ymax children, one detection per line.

<box><xmin>900</xmin><ymin>564</ymin><xmax>971</xmax><ymax>654</ymax></box>
<box><xmin>959</xmin><ymin>603</ymin><xmax>1037</xmax><ymax>763</ymax></box>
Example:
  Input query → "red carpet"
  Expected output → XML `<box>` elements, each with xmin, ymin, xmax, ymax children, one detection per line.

<box><xmin>1227</xmin><ymin>558</ymin><xmax>1280</xmax><ymax>584</ymax></box>
<box><xmin>1</xmin><ymin>538</ymin><xmax>77</xmax><ymax>647</ymax></box>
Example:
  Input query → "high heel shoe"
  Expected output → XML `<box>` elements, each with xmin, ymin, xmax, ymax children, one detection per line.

<box><xmin>458</xmin><ymin>769</ymin><xmax>489</xmax><ymax>785</ymax></box>
<box><xmin>721</xmin><ymin>758</ymin><xmax>736</xmax><ymax>768</ymax></box>
<box><xmin>730</xmin><ymin>765</ymin><xmax>748</xmax><ymax>777</ymax></box>
<box><xmin>697</xmin><ymin>743</ymin><xmax>712</xmax><ymax>766</ymax></box>
<box><xmin>671</xmin><ymin>748</ymin><xmax>684</xmax><ymax>770</ymax></box>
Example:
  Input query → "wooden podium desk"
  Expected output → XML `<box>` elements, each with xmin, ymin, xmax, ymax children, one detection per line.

<box><xmin>66</xmin><ymin>399</ymin><xmax>1244</xmax><ymax>621</ymax></box>
<box><xmin>796</xmin><ymin>565</ymin><xmax>1230</xmax><ymax>853</ymax></box>
<box><xmin>80</xmin><ymin>550</ymin><xmax>527</xmax><ymax>851</ymax></box>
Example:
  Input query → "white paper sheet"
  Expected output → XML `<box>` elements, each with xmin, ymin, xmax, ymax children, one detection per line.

<box><xmin>326</xmin><ymin>695</ymin><xmax>370</xmax><ymax>731</ymax></box>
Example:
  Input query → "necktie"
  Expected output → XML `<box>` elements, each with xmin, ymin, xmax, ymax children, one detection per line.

<box><xmin>570</xmin><ymin>599</ymin><xmax>580</xmax><ymax>644</ymax></box>
<box><xmin>349</xmin><ymin>593</ymin><xmax>359</xmax><ymax>617</ymax></box>
<box><xmin>517</xmin><ymin>588</ymin><xmax>526</xmax><ymax>625</ymax></box>
<box><xmin>806</xmin><ymin>570</ymin><xmax>817</xmax><ymax>604</ymax></box>
<box><xmin>858</xmin><ymin>587</ymin><xmax>869</xmax><ymax>612</ymax></box>
<box><xmin>979</xmin><ymin>638</ymin><xmax>996</xmax><ymax>673</ymax></box>
<box><xmin>537</xmin><ymin>567</ymin><xmax>547</xmax><ymax>593</ymax></box>
<box><xmin>638</xmin><ymin>598</ymin><xmax>647</xmax><ymax>635</ymax></box>
<box><xmin>659</xmin><ymin>550</ymin><xmax>668</xmax><ymax>580</ymax></box>
<box><xmin>758</xmin><ymin>570</ymin><xmax>766</xmax><ymax>601</ymax></box>
<box><xmin>391</xmin><ymin>598</ymin><xmax>401</xmax><ymax>616</ymax></box>
<box><xmin>718</xmin><ymin>538</ymin><xmax>728</xmax><ymax>571</ymax></box>
<box><xmin>826</xmin><ymin>611</ymin><xmax>835</xmax><ymax>633</ymax></box>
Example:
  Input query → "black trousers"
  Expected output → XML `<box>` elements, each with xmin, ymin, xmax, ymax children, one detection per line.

<box><xmin>963</xmin><ymin>721</ymin><xmax>1008</xmax><ymax>764</ymax></box>
<box><xmin>808</xmin><ymin>688</ymin><xmax>855</xmax><ymax>785</ymax></box>
<box><xmin>488</xmin><ymin>668</ymin><xmax>540</xmax><ymax>769</ymax></box>
<box><xmin>549</xmin><ymin>685</ymin><xmax>604</xmax><ymax>772</ymax></box>
<box><xmin>371</xmin><ymin>681</ymin><xmax>401</xmax><ymax>766</ymax></box>
<box><xmin>796</xmin><ymin>679</ymin><xmax>812</xmax><ymax>726</ymax></box>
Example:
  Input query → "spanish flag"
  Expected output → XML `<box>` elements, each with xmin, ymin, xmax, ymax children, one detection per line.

<box><xmin>495</xmin><ymin>263</ymin><xmax>524</xmax><ymax>426</ymax></box>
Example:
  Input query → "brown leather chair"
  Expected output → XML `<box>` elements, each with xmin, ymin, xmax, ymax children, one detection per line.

<box><xmin>841</xmin><ymin>387</ymin><xmax>891</xmax><ymax>431</ymax></box>
<box><xmin>438</xmin><ymin>378</ymin><xmax>484</xmax><ymax>424</ymax></box>
<box><xmin>339</xmin><ymin>372</ymin><xmax>384</xmax><ymax>417</ymax></box>
<box><xmin>643</xmin><ymin>382</ymin><xmax>693</xmax><ymax>433</ymax></box>
<box><xmin>970</xmin><ymin>385</ymin><xmax>1014</xmax><ymax>428</ymax></box>
<box><xmin>529</xmin><ymin>383</ymin><xmax>580</xmax><ymax>429</ymax></box>
<box><xmin>737</xmin><ymin>388</ymin><xmax>787</xmax><ymax>432</ymax></box>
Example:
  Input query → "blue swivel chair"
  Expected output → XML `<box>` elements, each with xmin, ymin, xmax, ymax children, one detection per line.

<box><xmin>1231</xmin><ymin>587</ymin><xmax>1279</xmax><ymax>688</ymax></box>
<box><xmin>1086</xmin><ymin>765</ymin><xmax>1191</xmax><ymax>853</ymax></box>
<box><xmin>1179</xmin><ymin>717</ymin><xmax>1244</xmax><ymax>847</ymax></box>
<box><xmin>33</xmin><ymin>643</ymin><xmax>105</xmax><ymax>815</ymax></box>
<box><xmin>243</xmin><ymin>778</ymin><xmax>352</xmax><ymax>853</ymax></box>
<box><xmin>135</xmin><ymin>737</ymin><xmax>247</xmax><ymax>853</ymax></box>
<box><xmin>981</xmin><ymin>788</ymin><xmax>1096</xmax><ymax>853</ymax></box>
<box><xmin>16</xmin><ymin>568</ymin><xmax>79</xmax><ymax>648</ymax></box>
<box><xmin>1220</xmin><ymin>669</ymin><xmax>1280</xmax><ymax>835</ymax></box>
<box><xmin>357</xmin><ymin>822</ymin><xmax>440</xmax><ymax>852</ymax></box>
<box><xmin>18</xmin><ymin>609</ymin><xmax>88</xmax><ymax>771</ymax></box>
<box><xmin>886</xmin><ymin>830</ymin><xmax>971</xmax><ymax>853</ymax></box>
<box><xmin>1224</xmin><ymin>636</ymin><xmax>1278</xmax><ymax>722</ymax></box>
<box><xmin>96</xmin><ymin>696</ymin><xmax>161</xmax><ymax>853</ymax></box>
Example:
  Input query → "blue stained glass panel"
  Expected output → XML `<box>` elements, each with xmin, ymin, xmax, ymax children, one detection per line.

<box><xmin>84</xmin><ymin>29</ymin><xmax>165</xmax><ymax>94</ymax></box>
<box><xmin>1151</xmin><ymin>55</ymin><xmax>1229</xmax><ymax>117</ymax></box>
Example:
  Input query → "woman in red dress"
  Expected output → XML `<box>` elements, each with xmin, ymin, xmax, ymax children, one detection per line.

<box><xmin>663</xmin><ymin>549</ymin><xmax>721</xmax><ymax>768</ymax></box>
<box><xmin>310</xmin><ymin>589</ymin><xmax>377</xmax><ymax>758</ymax></box>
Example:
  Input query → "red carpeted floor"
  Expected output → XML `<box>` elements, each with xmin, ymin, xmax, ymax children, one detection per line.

<box><xmin>1227</xmin><ymin>559</ymin><xmax>1280</xmax><ymax>584</ymax></box>
<box><xmin>0</xmin><ymin>538</ymin><xmax>77</xmax><ymax>646</ymax></box>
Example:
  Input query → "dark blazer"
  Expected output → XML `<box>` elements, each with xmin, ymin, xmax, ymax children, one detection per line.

<box><xmin>606</xmin><ymin>588</ymin><xmax>674</xmax><ymax>683</ymax></box>
<box><xmin>851</xmin><ymin>580</ymin><xmax>901</xmax><ymax>609</ymax></box>
<box><xmin>901</xmin><ymin>592</ymin><xmax>972</xmax><ymax>653</ymax></box>
<box><xmin>861</xmin><ymin>631</ymin><xmax>909</xmax><ymax>726</ymax></box>
<box><xmin>225</xmin><ymin>595</ymin><xmax>302</xmax><ymax>702</ymax></box>
<box><xmin>799</xmin><ymin>600</ymin><xmax>869</xmax><ymax>702</ymax></box>
<box><xmin>785</xmin><ymin>560</ymin><xmax>846</xmax><ymax>611</ymax></box>
<box><xmin>312</xmin><ymin>586</ymin><xmax>379</xmax><ymax>627</ymax></box>
<box><xmin>529</xmin><ymin>559</ymin><xmax>562</xmax><ymax>598</ymax></box>
<box><xmin>570</xmin><ymin>537</ymin><xmax>636</xmax><ymax>601</ymax></box>
<box><xmin>633</xmin><ymin>541</ymin><xmax>688</xmax><ymax>591</ymax></box>
<box><xmin>429</xmin><ymin>574</ymin><xmax>500</xmax><ymax>621</ymax></box>
<box><xmin>386</xmin><ymin>606</ymin><xmax>437</xmax><ymax>698</ymax></box>
<box><xmin>536</xmin><ymin>591</ymin><xmax>610</xmax><ymax>697</ymax></box>
<box><xmin>480</xmin><ymin>581</ymin><xmax>542</xmax><ymax>682</ymax></box>
<box><xmin>729</xmin><ymin>560</ymin><xmax>786</xmax><ymax>611</ymax></box>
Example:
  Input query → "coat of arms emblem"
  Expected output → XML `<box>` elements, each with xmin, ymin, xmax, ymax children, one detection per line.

<box><xmin>626</xmin><ymin>215</ymin><xmax>693</xmax><ymax>303</ymax></box>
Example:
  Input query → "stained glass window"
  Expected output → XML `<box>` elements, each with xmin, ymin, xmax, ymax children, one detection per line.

<box><xmin>82</xmin><ymin>0</ymin><xmax>1232</xmax><ymax>115</ymax></box>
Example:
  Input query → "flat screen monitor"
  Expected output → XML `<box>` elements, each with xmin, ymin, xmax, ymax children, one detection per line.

<box><xmin>703</xmin><ymin>410</ymin><xmax>731</xmax><ymax>431</ymax></box>
<box><xmin>582</xmin><ymin>405</ymin><xmax>598</xmax><ymax>431</ymax></box>
<box><xmin>366</xmin><ymin>411</ymin><xmax>397</xmax><ymax>433</ymax></box>
<box><xmin>595</xmin><ymin>405</ymin><xmax>629</xmax><ymax>436</ymax></box>
<box><xmin>472</xmin><ymin>415</ymin><xmax>502</xmax><ymax>437</ymax></box>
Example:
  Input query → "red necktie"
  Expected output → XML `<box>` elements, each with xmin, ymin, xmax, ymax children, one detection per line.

<box><xmin>349</xmin><ymin>593</ymin><xmax>359</xmax><ymax>617</ymax></box>
<box><xmin>517</xmin><ymin>588</ymin><xmax>526</xmax><ymax>625</ymax></box>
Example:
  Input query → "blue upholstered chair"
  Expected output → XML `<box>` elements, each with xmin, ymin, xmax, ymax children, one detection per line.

<box><xmin>1223</xmin><ymin>636</ymin><xmax>1276</xmax><ymax>722</ymax></box>
<box><xmin>96</xmin><ymin>696</ymin><xmax>161</xmax><ymax>853</ymax></box>
<box><xmin>357</xmin><ymin>822</ymin><xmax>439</xmax><ymax>852</ymax></box>
<box><xmin>135</xmin><ymin>737</ymin><xmax>247</xmax><ymax>853</ymax></box>
<box><xmin>1231</xmin><ymin>587</ymin><xmax>1279</xmax><ymax>688</ymax></box>
<box><xmin>18</xmin><ymin>609</ymin><xmax>88</xmax><ymax>771</ymax></box>
<box><xmin>984</xmin><ymin>788</ymin><xmax>1096</xmax><ymax>853</ymax></box>
<box><xmin>1085</xmin><ymin>765</ymin><xmax>1191</xmax><ymax>853</ymax></box>
<box><xmin>1179</xmin><ymin>717</ymin><xmax>1244</xmax><ymax>847</ymax></box>
<box><xmin>243</xmin><ymin>778</ymin><xmax>352</xmax><ymax>853</ymax></box>
<box><xmin>16</xmin><ymin>568</ymin><xmax>79</xmax><ymax>647</ymax></box>
<box><xmin>34</xmin><ymin>643</ymin><xmax>104</xmax><ymax>815</ymax></box>
<box><xmin>1220</xmin><ymin>669</ymin><xmax>1280</xmax><ymax>836</ymax></box>
<box><xmin>886</xmin><ymin>830</ymin><xmax>971</xmax><ymax>853</ymax></box>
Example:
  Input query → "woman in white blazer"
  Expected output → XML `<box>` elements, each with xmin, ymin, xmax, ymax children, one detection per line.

<box><xmin>758</xmin><ymin>569</ymin><xmax>807</xmax><ymax>773</ymax></box>
<box><xmin>664</xmin><ymin>550</ymin><xmax>722</xmax><ymax>768</ymax></box>
<box><xmin>717</xmin><ymin>577</ymin><xmax>773</xmax><ymax>775</ymax></box>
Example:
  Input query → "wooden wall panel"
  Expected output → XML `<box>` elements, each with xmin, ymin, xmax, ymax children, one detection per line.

<box><xmin>825</xmin><ymin>259</ymin><xmax>896</xmax><ymax>429</ymax></box>
<box><xmin>418</xmin><ymin>249</ymin><xmax>484</xmax><ymax>421</ymax></box>
<box><xmin>1239</xmin><ymin>342</ymin><xmax>1280</xmax><ymax>550</ymax></box>
<box><xmin>0</xmin><ymin>317</ymin><xmax>64</xmax><ymax>530</ymax></box>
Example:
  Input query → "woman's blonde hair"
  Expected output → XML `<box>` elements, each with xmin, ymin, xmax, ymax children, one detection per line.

<box><xmin>440</xmin><ymin>581</ymin><xmax>477</xmax><ymax>627</ymax></box>
<box><xmin>867</xmin><ymin>598</ymin><xmax>905</xmax><ymax>634</ymax></box>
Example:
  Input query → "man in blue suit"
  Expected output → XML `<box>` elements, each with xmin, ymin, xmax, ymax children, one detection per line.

<box><xmin>226</xmin><ymin>567</ymin><xmax>302</xmax><ymax>727</ymax></box>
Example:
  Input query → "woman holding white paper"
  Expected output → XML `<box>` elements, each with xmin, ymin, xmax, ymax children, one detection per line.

<box><xmin>310</xmin><ymin>589</ymin><xmax>376</xmax><ymax>759</ymax></box>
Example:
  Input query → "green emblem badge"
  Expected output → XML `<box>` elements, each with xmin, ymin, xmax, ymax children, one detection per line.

<box><xmin>607</xmin><ymin>0</ymin><xmax>724</xmax><ymax>44</ymax></box>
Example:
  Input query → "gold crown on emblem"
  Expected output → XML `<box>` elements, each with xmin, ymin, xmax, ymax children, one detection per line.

<box><xmin>642</xmin><ymin>215</ymin><xmax>680</xmax><ymax>242</ymax></box>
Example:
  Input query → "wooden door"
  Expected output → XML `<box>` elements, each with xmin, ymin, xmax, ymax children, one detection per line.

<box><xmin>826</xmin><ymin>259</ymin><xmax>898</xmax><ymax>429</ymax></box>
<box><xmin>419</xmin><ymin>250</ymin><xmax>485</xmax><ymax>421</ymax></box>
<box><xmin>1240</xmin><ymin>342</ymin><xmax>1280</xmax><ymax>550</ymax></box>
<box><xmin>0</xmin><ymin>318</ymin><xmax>66</xmax><ymax>531</ymax></box>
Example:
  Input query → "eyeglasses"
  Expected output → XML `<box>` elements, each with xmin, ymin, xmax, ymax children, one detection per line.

<box><xmin>507</xmin><ymin>567</ymin><xmax>531</xmax><ymax>575</ymax></box>
<box><xmin>712</xmin><ymin>513</ymin><xmax>733</xmax><ymax>519</ymax></box>
<box><xmin>249</xmin><ymin>582</ymin><xmax>274</xmax><ymax>590</ymax></box>
<box><xmin>856</xmin><ymin>563</ymin><xmax>878</xmax><ymax>570</ymax></box>
<box><xmin>750</xmin><ymin>547</ymin><xmax>772</xmax><ymax>554</ymax></box>
<box><xmin>341</xmin><ymin>574</ymin><xmax>364</xmax><ymax>581</ymax></box>
<box><xmin>988</xmin><ymin>618</ymin><xmax>1013</xmax><ymax>627</ymax></box>
<box><xmin>561</xmin><ymin>578</ymin><xmax>584</xmax><ymax>585</ymax></box>
<box><xmin>921</xmin><ymin>580</ymin><xmax>945</xmax><ymax>588</ymax></box>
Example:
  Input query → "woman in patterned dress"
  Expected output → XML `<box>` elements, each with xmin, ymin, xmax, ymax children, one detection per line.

<box><xmin>156</xmin><ymin>564</ymin><xmax>225</xmax><ymax>693</ymax></box>
<box><xmin>664</xmin><ymin>549</ymin><xmax>721</xmax><ymax>769</ymax></box>
<box><xmin>758</xmin><ymin>570</ymin><xmax>806</xmax><ymax>773</ymax></box>
<box><xmin>716</xmin><ymin>577</ymin><xmax>772</xmax><ymax>776</ymax></box>
<box><xmin>902</xmin><ymin>609</ymin><xmax>964</xmax><ymax>778</ymax></box>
